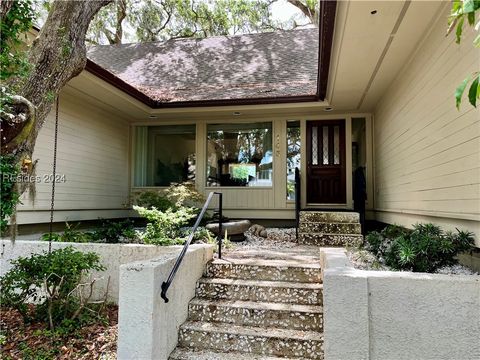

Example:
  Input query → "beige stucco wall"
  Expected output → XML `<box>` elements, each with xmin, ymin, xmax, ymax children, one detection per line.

<box><xmin>16</xmin><ymin>88</ymin><xmax>131</xmax><ymax>224</ymax></box>
<box><xmin>321</xmin><ymin>248</ymin><xmax>480</xmax><ymax>360</ymax></box>
<box><xmin>0</xmin><ymin>240</ymin><xmax>186</xmax><ymax>303</ymax></box>
<box><xmin>373</xmin><ymin>5</ymin><xmax>480</xmax><ymax>245</ymax></box>
<box><xmin>117</xmin><ymin>244</ymin><xmax>213</xmax><ymax>360</ymax></box>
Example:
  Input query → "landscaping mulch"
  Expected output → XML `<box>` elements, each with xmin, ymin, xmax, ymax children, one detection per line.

<box><xmin>0</xmin><ymin>305</ymin><xmax>118</xmax><ymax>360</ymax></box>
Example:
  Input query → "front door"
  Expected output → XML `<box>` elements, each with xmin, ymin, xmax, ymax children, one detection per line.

<box><xmin>306</xmin><ymin>120</ymin><xmax>346</xmax><ymax>204</ymax></box>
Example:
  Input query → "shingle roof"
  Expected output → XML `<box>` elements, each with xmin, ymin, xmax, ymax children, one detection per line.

<box><xmin>87</xmin><ymin>29</ymin><xmax>319</xmax><ymax>103</ymax></box>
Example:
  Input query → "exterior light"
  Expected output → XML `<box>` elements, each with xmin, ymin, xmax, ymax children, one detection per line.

<box><xmin>233</xmin><ymin>112</ymin><xmax>242</xmax><ymax>116</ymax></box>
<box><xmin>148</xmin><ymin>115</ymin><xmax>158</xmax><ymax>119</ymax></box>
<box><xmin>324</xmin><ymin>107</ymin><xmax>333</xmax><ymax>112</ymax></box>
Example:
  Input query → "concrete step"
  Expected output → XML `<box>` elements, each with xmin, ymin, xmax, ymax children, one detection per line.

<box><xmin>298</xmin><ymin>233</ymin><xmax>363</xmax><ymax>247</ymax></box>
<box><xmin>169</xmin><ymin>348</ymin><xmax>299</xmax><ymax>360</ymax></box>
<box><xmin>196</xmin><ymin>278</ymin><xmax>323</xmax><ymax>305</ymax></box>
<box><xmin>206</xmin><ymin>258</ymin><xmax>321</xmax><ymax>283</ymax></box>
<box><xmin>298</xmin><ymin>222</ymin><xmax>361</xmax><ymax>235</ymax></box>
<box><xmin>188</xmin><ymin>298</ymin><xmax>323</xmax><ymax>331</ymax></box>
<box><xmin>299</xmin><ymin>211</ymin><xmax>359</xmax><ymax>223</ymax></box>
<box><xmin>178</xmin><ymin>321</ymin><xmax>323</xmax><ymax>359</ymax></box>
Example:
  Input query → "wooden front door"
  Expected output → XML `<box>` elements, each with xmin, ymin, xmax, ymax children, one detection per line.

<box><xmin>306</xmin><ymin>120</ymin><xmax>346</xmax><ymax>204</ymax></box>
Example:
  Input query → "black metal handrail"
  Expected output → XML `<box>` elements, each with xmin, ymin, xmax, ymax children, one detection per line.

<box><xmin>295</xmin><ymin>167</ymin><xmax>301</xmax><ymax>239</ymax></box>
<box><xmin>161</xmin><ymin>191</ymin><xmax>223</xmax><ymax>303</ymax></box>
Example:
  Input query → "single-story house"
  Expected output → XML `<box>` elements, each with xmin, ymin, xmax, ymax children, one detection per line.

<box><xmin>17</xmin><ymin>0</ymin><xmax>479</xmax><ymax>246</ymax></box>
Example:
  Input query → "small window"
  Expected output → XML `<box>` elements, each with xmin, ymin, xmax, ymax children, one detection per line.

<box><xmin>287</xmin><ymin>121</ymin><xmax>300</xmax><ymax>200</ymax></box>
<box><xmin>207</xmin><ymin>122</ymin><xmax>272</xmax><ymax>187</ymax></box>
<box><xmin>134</xmin><ymin>125</ymin><xmax>196</xmax><ymax>187</ymax></box>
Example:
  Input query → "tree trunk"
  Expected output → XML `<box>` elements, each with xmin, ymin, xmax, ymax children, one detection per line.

<box><xmin>2</xmin><ymin>0</ymin><xmax>113</xmax><ymax>158</ymax></box>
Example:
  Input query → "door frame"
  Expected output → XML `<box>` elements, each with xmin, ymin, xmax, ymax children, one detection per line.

<box><xmin>301</xmin><ymin>117</ymin><xmax>353</xmax><ymax>209</ymax></box>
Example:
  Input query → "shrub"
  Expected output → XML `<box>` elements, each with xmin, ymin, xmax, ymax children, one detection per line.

<box><xmin>133</xmin><ymin>205</ymin><xmax>196</xmax><ymax>245</ymax></box>
<box><xmin>0</xmin><ymin>247</ymin><xmax>105</xmax><ymax>329</ymax></box>
<box><xmin>364</xmin><ymin>223</ymin><xmax>475</xmax><ymax>272</ymax></box>
<box><xmin>41</xmin><ymin>222</ymin><xmax>93</xmax><ymax>243</ymax></box>
<box><xmin>91</xmin><ymin>218</ymin><xmax>135</xmax><ymax>243</ymax></box>
<box><xmin>135</xmin><ymin>191</ymin><xmax>174</xmax><ymax>211</ymax></box>
<box><xmin>135</xmin><ymin>182</ymin><xmax>205</xmax><ymax>212</ymax></box>
<box><xmin>0</xmin><ymin>155</ymin><xmax>20</xmax><ymax>235</ymax></box>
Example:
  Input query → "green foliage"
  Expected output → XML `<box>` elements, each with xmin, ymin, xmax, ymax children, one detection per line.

<box><xmin>135</xmin><ymin>191</ymin><xmax>174</xmax><ymax>211</ymax></box>
<box><xmin>41</xmin><ymin>219</ymin><xmax>136</xmax><ymax>244</ymax></box>
<box><xmin>163</xmin><ymin>182</ymin><xmax>205</xmax><ymax>209</ymax></box>
<box><xmin>364</xmin><ymin>223</ymin><xmax>475</xmax><ymax>272</ymax></box>
<box><xmin>133</xmin><ymin>205</ymin><xmax>196</xmax><ymax>245</ymax></box>
<box><xmin>0</xmin><ymin>155</ymin><xmax>20</xmax><ymax>235</ymax></box>
<box><xmin>0</xmin><ymin>0</ymin><xmax>35</xmax><ymax>81</ymax></box>
<box><xmin>0</xmin><ymin>247</ymin><xmax>105</xmax><ymax>326</ymax></box>
<box><xmin>91</xmin><ymin>218</ymin><xmax>135</xmax><ymax>243</ymax></box>
<box><xmin>448</xmin><ymin>0</ymin><xmax>480</xmax><ymax>108</ymax></box>
<box><xmin>86</xmin><ymin>0</ymin><xmax>284</xmax><ymax>44</ymax></box>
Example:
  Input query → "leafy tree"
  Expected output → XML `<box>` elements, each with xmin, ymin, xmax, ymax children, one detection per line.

<box><xmin>1</xmin><ymin>0</ymin><xmax>112</xmax><ymax>234</ymax></box>
<box><xmin>447</xmin><ymin>0</ymin><xmax>479</xmax><ymax>109</ymax></box>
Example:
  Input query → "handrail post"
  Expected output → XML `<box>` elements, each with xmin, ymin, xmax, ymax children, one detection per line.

<box><xmin>216</xmin><ymin>192</ymin><xmax>223</xmax><ymax>259</ymax></box>
<box><xmin>295</xmin><ymin>167</ymin><xmax>301</xmax><ymax>240</ymax></box>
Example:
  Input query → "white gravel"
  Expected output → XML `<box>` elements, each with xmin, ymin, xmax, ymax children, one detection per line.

<box><xmin>232</xmin><ymin>227</ymin><xmax>298</xmax><ymax>250</ymax></box>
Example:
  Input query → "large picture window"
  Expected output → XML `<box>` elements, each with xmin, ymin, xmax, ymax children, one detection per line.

<box><xmin>207</xmin><ymin>122</ymin><xmax>273</xmax><ymax>187</ymax></box>
<box><xmin>134</xmin><ymin>125</ymin><xmax>195</xmax><ymax>187</ymax></box>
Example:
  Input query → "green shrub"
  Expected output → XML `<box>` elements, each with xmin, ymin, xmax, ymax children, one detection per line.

<box><xmin>364</xmin><ymin>223</ymin><xmax>475</xmax><ymax>272</ymax></box>
<box><xmin>0</xmin><ymin>247</ymin><xmax>105</xmax><ymax>329</ymax></box>
<box><xmin>91</xmin><ymin>218</ymin><xmax>135</xmax><ymax>243</ymax></box>
<box><xmin>41</xmin><ymin>223</ymin><xmax>93</xmax><ymax>243</ymax></box>
<box><xmin>133</xmin><ymin>205</ymin><xmax>196</xmax><ymax>245</ymax></box>
<box><xmin>0</xmin><ymin>155</ymin><xmax>20</xmax><ymax>235</ymax></box>
<box><xmin>135</xmin><ymin>191</ymin><xmax>174</xmax><ymax>211</ymax></box>
<box><xmin>135</xmin><ymin>182</ymin><xmax>205</xmax><ymax>212</ymax></box>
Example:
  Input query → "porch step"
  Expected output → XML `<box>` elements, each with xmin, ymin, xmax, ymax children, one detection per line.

<box><xmin>188</xmin><ymin>298</ymin><xmax>323</xmax><ymax>331</ymax></box>
<box><xmin>196</xmin><ymin>278</ymin><xmax>323</xmax><ymax>305</ymax></box>
<box><xmin>298</xmin><ymin>233</ymin><xmax>363</xmax><ymax>247</ymax></box>
<box><xmin>206</xmin><ymin>258</ymin><xmax>321</xmax><ymax>283</ymax></box>
<box><xmin>177</xmin><ymin>321</ymin><xmax>323</xmax><ymax>359</ymax></box>
<box><xmin>299</xmin><ymin>222</ymin><xmax>361</xmax><ymax>234</ymax></box>
<box><xmin>299</xmin><ymin>211</ymin><xmax>359</xmax><ymax>223</ymax></box>
<box><xmin>169</xmin><ymin>348</ymin><xmax>299</xmax><ymax>360</ymax></box>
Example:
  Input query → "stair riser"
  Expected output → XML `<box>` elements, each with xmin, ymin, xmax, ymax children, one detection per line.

<box><xmin>188</xmin><ymin>303</ymin><xmax>323</xmax><ymax>331</ymax></box>
<box><xmin>298</xmin><ymin>234</ymin><xmax>363</xmax><ymax>247</ymax></box>
<box><xmin>299</xmin><ymin>222</ymin><xmax>361</xmax><ymax>234</ymax></box>
<box><xmin>299</xmin><ymin>212</ymin><xmax>359</xmax><ymax>223</ymax></box>
<box><xmin>196</xmin><ymin>282</ymin><xmax>322</xmax><ymax>305</ymax></box>
<box><xmin>178</xmin><ymin>329</ymin><xmax>323</xmax><ymax>359</ymax></box>
<box><xmin>206</xmin><ymin>263</ymin><xmax>321</xmax><ymax>283</ymax></box>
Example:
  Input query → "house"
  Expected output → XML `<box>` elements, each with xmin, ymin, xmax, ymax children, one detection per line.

<box><xmin>16</xmin><ymin>0</ymin><xmax>479</xmax><ymax>247</ymax></box>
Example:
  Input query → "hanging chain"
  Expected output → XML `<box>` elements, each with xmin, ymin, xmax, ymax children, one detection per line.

<box><xmin>48</xmin><ymin>96</ymin><xmax>60</xmax><ymax>253</ymax></box>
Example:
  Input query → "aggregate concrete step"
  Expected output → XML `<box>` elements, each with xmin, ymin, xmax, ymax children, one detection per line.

<box><xmin>178</xmin><ymin>321</ymin><xmax>324</xmax><ymax>359</ymax></box>
<box><xmin>206</xmin><ymin>258</ymin><xmax>321</xmax><ymax>283</ymax></box>
<box><xmin>299</xmin><ymin>211</ymin><xmax>359</xmax><ymax>223</ymax></box>
<box><xmin>196</xmin><ymin>278</ymin><xmax>323</xmax><ymax>305</ymax></box>
<box><xmin>188</xmin><ymin>298</ymin><xmax>323</xmax><ymax>331</ymax></box>
<box><xmin>298</xmin><ymin>222</ymin><xmax>361</xmax><ymax>235</ymax></box>
<box><xmin>169</xmin><ymin>348</ymin><xmax>299</xmax><ymax>360</ymax></box>
<box><xmin>298</xmin><ymin>233</ymin><xmax>363</xmax><ymax>247</ymax></box>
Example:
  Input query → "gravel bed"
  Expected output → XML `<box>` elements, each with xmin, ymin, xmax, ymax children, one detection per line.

<box><xmin>231</xmin><ymin>227</ymin><xmax>298</xmax><ymax>250</ymax></box>
<box><xmin>347</xmin><ymin>249</ymin><xmax>478</xmax><ymax>275</ymax></box>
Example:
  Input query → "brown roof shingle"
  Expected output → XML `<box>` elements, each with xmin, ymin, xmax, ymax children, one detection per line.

<box><xmin>87</xmin><ymin>28</ymin><xmax>319</xmax><ymax>103</ymax></box>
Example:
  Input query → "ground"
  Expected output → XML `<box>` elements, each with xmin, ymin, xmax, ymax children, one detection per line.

<box><xmin>0</xmin><ymin>305</ymin><xmax>118</xmax><ymax>360</ymax></box>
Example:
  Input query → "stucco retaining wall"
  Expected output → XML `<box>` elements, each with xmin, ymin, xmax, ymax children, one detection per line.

<box><xmin>0</xmin><ymin>240</ymin><xmax>188</xmax><ymax>303</ymax></box>
<box><xmin>117</xmin><ymin>244</ymin><xmax>213</xmax><ymax>360</ymax></box>
<box><xmin>320</xmin><ymin>248</ymin><xmax>480</xmax><ymax>360</ymax></box>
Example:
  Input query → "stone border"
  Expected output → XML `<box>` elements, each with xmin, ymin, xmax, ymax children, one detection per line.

<box><xmin>0</xmin><ymin>240</ymin><xmax>200</xmax><ymax>303</ymax></box>
<box><xmin>117</xmin><ymin>244</ymin><xmax>213</xmax><ymax>360</ymax></box>
<box><xmin>320</xmin><ymin>248</ymin><xmax>480</xmax><ymax>360</ymax></box>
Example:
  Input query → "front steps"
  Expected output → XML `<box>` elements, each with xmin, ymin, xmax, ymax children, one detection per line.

<box><xmin>169</xmin><ymin>248</ymin><xmax>324</xmax><ymax>359</ymax></box>
<box><xmin>298</xmin><ymin>211</ymin><xmax>363</xmax><ymax>246</ymax></box>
